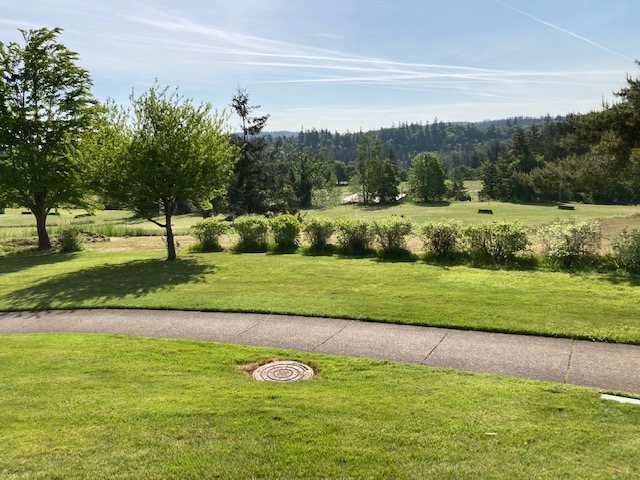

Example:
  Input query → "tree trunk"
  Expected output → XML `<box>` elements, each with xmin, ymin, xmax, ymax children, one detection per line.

<box><xmin>164</xmin><ymin>210</ymin><xmax>176</xmax><ymax>261</ymax></box>
<box><xmin>33</xmin><ymin>208</ymin><xmax>51</xmax><ymax>250</ymax></box>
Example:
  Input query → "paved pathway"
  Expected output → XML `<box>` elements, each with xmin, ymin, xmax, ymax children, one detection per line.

<box><xmin>1</xmin><ymin>309</ymin><xmax>639</xmax><ymax>394</ymax></box>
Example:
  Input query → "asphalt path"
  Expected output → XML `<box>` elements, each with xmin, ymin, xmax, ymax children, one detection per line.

<box><xmin>1</xmin><ymin>309</ymin><xmax>639</xmax><ymax>394</ymax></box>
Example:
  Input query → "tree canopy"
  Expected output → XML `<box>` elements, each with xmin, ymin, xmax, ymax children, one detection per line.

<box><xmin>0</xmin><ymin>27</ymin><xmax>96</xmax><ymax>249</ymax></box>
<box><xmin>100</xmin><ymin>85</ymin><xmax>238</xmax><ymax>260</ymax></box>
<box><xmin>409</xmin><ymin>152</ymin><xmax>446</xmax><ymax>203</ymax></box>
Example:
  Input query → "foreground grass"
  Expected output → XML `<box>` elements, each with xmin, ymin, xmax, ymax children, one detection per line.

<box><xmin>1</xmin><ymin>334</ymin><xmax>638</xmax><ymax>479</ymax></box>
<box><xmin>0</xmin><ymin>250</ymin><xmax>639</xmax><ymax>343</ymax></box>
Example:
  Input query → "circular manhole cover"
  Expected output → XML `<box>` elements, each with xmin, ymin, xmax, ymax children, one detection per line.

<box><xmin>252</xmin><ymin>361</ymin><xmax>315</xmax><ymax>382</ymax></box>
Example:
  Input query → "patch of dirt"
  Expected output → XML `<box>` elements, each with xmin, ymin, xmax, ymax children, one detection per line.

<box><xmin>0</xmin><ymin>231</ymin><xmax>109</xmax><ymax>248</ymax></box>
<box><xmin>77</xmin><ymin>231</ymin><xmax>110</xmax><ymax>243</ymax></box>
<box><xmin>599</xmin><ymin>216</ymin><xmax>640</xmax><ymax>246</ymax></box>
<box><xmin>0</xmin><ymin>237</ymin><xmax>38</xmax><ymax>247</ymax></box>
<box><xmin>85</xmin><ymin>235</ymin><xmax>197</xmax><ymax>253</ymax></box>
<box><xmin>238</xmin><ymin>358</ymin><xmax>282</xmax><ymax>377</ymax></box>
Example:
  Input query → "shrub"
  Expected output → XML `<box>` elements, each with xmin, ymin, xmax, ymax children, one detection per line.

<box><xmin>372</xmin><ymin>216</ymin><xmax>413</xmax><ymax>252</ymax></box>
<box><xmin>420</xmin><ymin>221</ymin><xmax>462</xmax><ymax>257</ymax></box>
<box><xmin>191</xmin><ymin>218</ymin><xmax>229</xmax><ymax>252</ymax></box>
<box><xmin>463</xmin><ymin>221</ymin><xmax>530</xmax><ymax>263</ymax></box>
<box><xmin>539</xmin><ymin>219</ymin><xmax>601</xmax><ymax>265</ymax></box>
<box><xmin>303</xmin><ymin>216</ymin><xmax>335</xmax><ymax>249</ymax></box>
<box><xmin>232</xmin><ymin>214</ymin><xmax>270</xmax><ymax>252</ymax></box>
<box><xmin>336</xmin><ymin>218</ymin><xmax>374</xmax><ymax>254</ymax></box>
<box><xmin>270</xmin><ymin>214</ymin><xmax>303</xmax><ymax>251</ymax></box>
<box><xmin>612</xmin><ymin>229</ymin><xmax>640</xmax><ymax>272</ymax></box>
<box><xmin>57</xmin><ymin>227</ymin><xmax>83</xmax><ymax>252</ymax></box>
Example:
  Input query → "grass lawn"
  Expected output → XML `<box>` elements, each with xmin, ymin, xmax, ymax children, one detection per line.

<box><xmin>305</xmin><ymin>199</ymin><xmax>640</xmax><ymax>226</ymax></box>
<box><xmin>0</xmin><ymin>208</ymin><xmax>201</xmax><ymax>241</ymax></box>
<box><xmin>3</xmin><ymin>199</ymin><xmax>640</xmax><ymax>243</ymax></box>
<box><xmin>1</xmin><ymin>249</ymin><xmax>639</xmax><ymax>343</ymax></box>
<box><xmin>1</xmin><ymin>334</ymin><xmax>638</xmax><ymax>479</ymax></box>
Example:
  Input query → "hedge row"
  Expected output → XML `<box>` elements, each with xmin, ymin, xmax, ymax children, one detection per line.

<box><xmin>190</xmin><ymin>215</ymin><xmax>640</xmax><ymax>272</ymax></box>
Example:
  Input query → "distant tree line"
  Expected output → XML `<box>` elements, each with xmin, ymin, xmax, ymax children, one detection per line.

<box><xmin>477</xmin><ymin>69</ymin><xmax>640</xmax><ymax>205</ymax></box>
<box><xmin>265</xmin><ymin>69</ymin><xmax>640</xmax><ymax>206</ymax></box>
<box><xmin>264</xmin><ymin>116</ymin><xmax>563</xmax><ymax>176</ymax></box>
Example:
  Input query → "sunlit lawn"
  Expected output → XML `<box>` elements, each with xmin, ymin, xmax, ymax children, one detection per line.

<box><xmin>1</xmin><ymin>249</ymin><xmax>638</xmax><ymax>343</ymax></box>
<box><xmin>305</xmin><ymin>199</ymin><xmax>640</xmax><ymax>226</ymax></box>
<box><xmin>3</xmin><ymin>198</ymin><xmax>640</xmax><ymax>243</ymax></box>
<box><xmin>1</xmin><ymin>334</ymin><xmax>638</xmax><ymax>479</ymax></box>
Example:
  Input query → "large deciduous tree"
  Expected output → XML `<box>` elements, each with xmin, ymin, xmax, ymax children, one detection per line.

<box><xmin>408</xmin><ymin>152</ymin><xmax>446</xmax><ymax>203</ymax></box>
<box><xmin>103</xmin><ymin>85</ymin><xmax>238</xmax><ymax>261</ymax></box>
<box><xmin>0</xmin><ymin>28</ymin><xmax>96</xmax><ymax>249</ymax></box>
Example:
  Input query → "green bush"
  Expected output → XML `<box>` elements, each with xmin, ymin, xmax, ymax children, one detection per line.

<box><xmin>232</xmin><ymin>214</ymin><xmax>270</xmax><ymax>252</ymax></box>
<box><xmin>463</xmin><ymin>221</ymin><xmax>530</xmax><ymax>263</ymax></box>
<box><xmin>612</xmin><ymin>228</ymin><xmax>640</xmax><ymax>272</ymax></box>
<box><xmin>372</xmin><ymin>216</ymin><xmax>413</xmax><ymax>252</ymax></box>
<box><xmin>57</xmin><ymin>227</ymin><xmax>83</xmax><ymax>252</ymax></box>
<box><xmin>420</xmin><ymin>221</ymin><xmax>462</xmax><ymax>257</ymax></box>
<box><xmin>539</xmin><ymin>219</ymin><xmax>601</xmax><ymax>265</ymax></box>
<box><xmin>191</xmin><ymin>218</ymin><xmax>229</xmax><ymax>252</ymax></box>
<box><xmin>270</xmin><ymin>214</ymin><xmax>302</xmax><ymax>252</ymax></box>
<box><xmin>336</xmin><ymin>218</ymin><xmax>374</xmax><ymax>254</ymax></box>
<box><xmin>303</xmin><ymin>216</ymin><xmax>335</xmax><ymax>249</ymax></box>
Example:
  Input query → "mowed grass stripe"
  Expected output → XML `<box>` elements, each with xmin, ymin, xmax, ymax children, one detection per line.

<box><xmin>0</xmin><ymin>250</ymin><xmax>638</xmax><ymax>343</ymax></box>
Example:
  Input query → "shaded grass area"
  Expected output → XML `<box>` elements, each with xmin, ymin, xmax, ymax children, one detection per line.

<box><xmin>0</xmin><ymin>250</ymin><xmax>639</xmax><ymax>343</ymax></box>
<box><xmin>1</xmin><ymin>334</ymin><xmax>638</xmax><ymax>479</ymax></box>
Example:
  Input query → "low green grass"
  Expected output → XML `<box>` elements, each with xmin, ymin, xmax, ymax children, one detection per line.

<box><xmin>306</xmin><ymin>199</ymin><xmax>640</xmax><ymax>225</ymax></box>
<box><xmin>1</xmin><ymin>334</ymin><xmax>638</xmax><ymax>479</ymax></box>
<box><xmin>1</xmin><ymin>250</ymin><xmax>638</xmax><ymax>343</ymax></box>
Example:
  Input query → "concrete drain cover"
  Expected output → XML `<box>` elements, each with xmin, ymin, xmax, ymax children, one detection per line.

<box><xmin>252</xmin><ymin>361</ymin><xmax>314</xmax><ymax>382</ymax></box>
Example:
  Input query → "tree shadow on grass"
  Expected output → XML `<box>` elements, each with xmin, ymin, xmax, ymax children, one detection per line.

<box><xmin>411</xmin><ymin>201</ymin><xmax>452</xmax><ymax>208</ymax></box>
<box><xmin>301</xmin><ymin>245</ymin><xmax>338</xmax><ymax>257</ymax></box>
<box><xmin>0</xmin><ymin>249</ymin><xmax>80</xmax><ymax>275</ymax></box>
<box><xmin>4</xmin><ymin>258</ymin><xmax>216</xmax><ymax>309</ymax></box>
<box><xmin>596</xmin><ymin>272</ymin><xmax>640</xmax><ymax>286</ymax></box>
<box><xmin>375</xmin><ymin>248</ymin><xmax>418</xmax><ymax>263</ymax></box>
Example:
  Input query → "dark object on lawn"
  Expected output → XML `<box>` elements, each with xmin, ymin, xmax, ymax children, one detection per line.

<box><xmin>558</xmin><ymin>205</ymin><xmax>575</xmax><ymax>211</ymax></box>
<box><xmin>74</xmin><ymin>213</ymin><xmax>93</xmax><ymax>218</ymax></box>
<box><xmin>478</xmin><ymin>209</ymin><xmax>493</xmax><ymax>214</ymax></box>
<box><xmin>21</xmin><ymin>211</ymin><xmax>31</xmax><ymax>215</ymax></box>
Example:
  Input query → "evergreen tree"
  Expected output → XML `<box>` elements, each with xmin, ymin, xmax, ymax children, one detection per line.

<box><xmin>227</xmin><ymin>88</ymin><xmax>278</xmax><ymax>214</ymax></box>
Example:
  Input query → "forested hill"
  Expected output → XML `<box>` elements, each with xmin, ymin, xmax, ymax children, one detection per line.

<box><xmin>263</xmin><ymin>116</ymin><xmax>565</xmax><ymax>169</ymax></box>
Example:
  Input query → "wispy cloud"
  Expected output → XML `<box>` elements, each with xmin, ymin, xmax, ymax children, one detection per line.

<box><xmin>494</xmin><ymin>0</ymin><xmax>634</xmax><ymax>62</ymax></box>
<box><xmin>312</xmin><ymin>32</ymin><xmax>344</xmax><ymax>40</ymax></box>
<box><xmin>0</xmin><ymin>18</ymin><xmax>40</xmax><ymax>29</ymax></box>
<box><xmin>122</xmin><ymin>12</ymin><xmax>622</xmax><ymax>99</ymax></box>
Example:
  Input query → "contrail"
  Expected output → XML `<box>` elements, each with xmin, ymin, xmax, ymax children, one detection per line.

<box><xmin>494</xmin><ymin>0</ymin><xmax>634</xmax><ymax>62</ymax></box>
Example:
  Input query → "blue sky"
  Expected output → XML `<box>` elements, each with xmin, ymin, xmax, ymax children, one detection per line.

<box><xmin>1</xmin><ymin>0</ymin><xmax>638</xmax><ymax>132</ymax></box>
